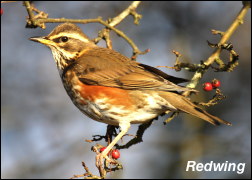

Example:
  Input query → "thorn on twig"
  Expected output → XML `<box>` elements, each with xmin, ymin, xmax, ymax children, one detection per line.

<box><xmin>198</xmin><ymin>88</ymin><xmax>227</xmax><ymax>107</ymax></box>
<box><xmin>163</xmin><ymin>112</ymin><xmax>179</xmax><ymax>125</ymax></box>
<box><xmin>70</xmin><ymin>161</ymin><xmax>101</xmax><ymax>179</ymax></box>
<box><xmin>207</xmin><ymin>40</ymin><xmax>218</xmax><ymax>48</ymax></box>
<box><xmin>207</xmin><ymin>41</ymin><xmax>234</xmax><ymax>51</ymax></box>
<box><xmin>131</xmin><ymin>48</ymin><xmax>150</xmax><ymax>60</ymax></box>
<box><xmin>211</xmin><ymin>29</ymin><xmax>224</xmax><ymax>36</ymax></box>
<box><xmin>209</xmin><ymin>42</ymin><xmax>239</xmax><ymax>72</ymax></box>
<box><xmin>172</xmin><ymin>50</ymin><xmax>182</xmax><ymax>58</ymax></box>
<box><xmin>130</xmin><ymin>10</ymin><xmax>142</xmax><ymax>25</ymax></box>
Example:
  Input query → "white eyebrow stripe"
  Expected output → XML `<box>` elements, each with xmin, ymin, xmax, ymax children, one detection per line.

<box><xmin>50</xmin><ymin>33</ymin><xmax>90</xmax><ymax>43</ymax></box>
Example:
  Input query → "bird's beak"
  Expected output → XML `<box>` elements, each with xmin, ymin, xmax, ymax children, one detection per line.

<box><xmin>29</xmin><ymin>36</ymin><xmax>52</xmax><ymax>46</ymax></box>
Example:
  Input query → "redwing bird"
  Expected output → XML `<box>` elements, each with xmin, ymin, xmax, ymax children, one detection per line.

<box><xmin>30</xmin><ymin>23</ymin><xmax>231</xmax><ymax>160</ymax></box>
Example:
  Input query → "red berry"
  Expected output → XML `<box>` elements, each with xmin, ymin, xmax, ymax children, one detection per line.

<box><xmin>111</xmin><ymin>149</ymin><xmax>120</xmax><ymax>159</ymax></box>
<box><xmin>212</xmin><ymin>79</ymin><xmax>221</xmax><ymax>88</ymax></box>
<box><xmin>203</xmin><ymin>82</ymin><xmax>213</xmax><ymax>91</ymax></box>
<box><xmin>100</xmin><ymin>147</ymin><xmax>107</xmax><ymax>153</ymax></box>
<box><xmin>1</xmin><ymin>8</ymin><xmax>3</xmax><ymax>15</ymax></box>
<box><xmin>99</xmin><ymin>146</ymin><xmax>111</xmax><ymax>156</ymax></box>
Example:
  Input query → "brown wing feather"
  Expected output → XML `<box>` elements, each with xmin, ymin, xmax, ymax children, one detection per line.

<box><xmin>74</xmin><ymin>47</ymin><xmax>194</xmax><ymax>92</ymax></box>
<box><xmin>139</xmin><ymin>64</ymin><xmax>189</xmax><ymax>84</ymax></box>
<box><xmin>159</xmin><ymin>92</ymin><xmax>231</xmax><ymax>126</ymax></box>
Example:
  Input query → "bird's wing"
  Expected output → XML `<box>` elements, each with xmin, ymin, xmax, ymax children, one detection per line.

<box><xmin>138</xmin><ymin>64</ymin><xmax>189</xmax><ymax>84</ymax></box>
<box><xmin>73</xmin><ymin>48</ymin><xmax>193</xmax><ymax>92</ymax></box>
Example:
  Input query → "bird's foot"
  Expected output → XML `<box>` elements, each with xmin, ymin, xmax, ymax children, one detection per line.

<box><xmin>92</xmin><ymin>146</ymin><xmax>122</xmax><ymax>178</ymax></box>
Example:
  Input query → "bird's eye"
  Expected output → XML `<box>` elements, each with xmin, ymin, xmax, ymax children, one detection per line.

<box><xmin>60</xmin><ymin>36</ymin><xmax>68</xmax><ymax>42</ymax></box>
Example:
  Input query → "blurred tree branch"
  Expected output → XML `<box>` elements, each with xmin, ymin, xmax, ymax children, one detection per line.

<box><xmin>183</xmin><ymin>2</ymin><xmax>250</xmax><ymax>96</ymax></box>
<box><xmin>156</xmin><ymin>2</ymin><xmax>250</xmax><ymax>125</ymax></box>
<box><xmin>24</xmin><ymin>1</ymin><xmax>148</xmax><ymax>59</ymax></box>
<box><xmin>159</xmin><ymin>2</ymin><xmax>250</xmax><ymax>97</ymax></box>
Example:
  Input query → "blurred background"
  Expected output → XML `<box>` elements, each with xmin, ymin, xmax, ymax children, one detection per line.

<box><xmin>1</xmin><ymin>1</ymin><xmax>251</xmax><ymax>179</ymax></box>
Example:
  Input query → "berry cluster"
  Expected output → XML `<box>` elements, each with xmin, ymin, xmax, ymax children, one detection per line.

<box><xmin>100</xmin><ymin>147</ymin><xmax>120</xmax><ymax>159</ymax></box>
<box><xmin>203</xmin><ymin>79</ymin><xmax>221</xmax><ymax>91</ymax></box>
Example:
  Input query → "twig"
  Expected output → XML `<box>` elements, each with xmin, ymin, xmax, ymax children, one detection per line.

<box><xmin>24</xmin><ymin>1</ymin><xmax>147</xmax><ymax>59</ymax></box>
<box><xmin>163</xmin><ymin>112</ymin><xmax>179</xmax><ymax>125</ymax></box>
<box><xmin>198</xmin><ymin>89</ymin><xmax>227</xmax><ymax>107</ymax></box>
<box><xmin>70</xmin><ymin>162</ymin><xmax>102</xmax><ymax>179</ymax></box>
<box><xmin>109</xmin><ymin>1</ymin><xmax>141</xmax><ymax>27</ymax></box>
<box><xmin>1</xmin><ymin>1</ymin><xmax>17</xmax><ymax>3</ymax></box>
<box><xmin>183</xmin><ymin>3</ymin><xmax>250</xmax><ymax>96</ymax></box>
<box><xmin>93</xmin><ymin>1</ymin><xmax>142</xmax><ymax>57</ymax></box>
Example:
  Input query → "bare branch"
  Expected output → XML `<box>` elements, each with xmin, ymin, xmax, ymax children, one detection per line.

<box><xmin>183</xmin><ymin>3</ymin><xmax>250</xmax><ymax>96</ymax></box>
<box><xmin>24</xmin><ymin>1</ymin><xmax>147</xmax><ymax>59</ymax></box>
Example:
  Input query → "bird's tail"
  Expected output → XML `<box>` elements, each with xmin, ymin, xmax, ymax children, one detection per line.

<box><xmin>160</xmin><ymin>92</ymin><xmax>231</xmax><ymax>126</ymax></box>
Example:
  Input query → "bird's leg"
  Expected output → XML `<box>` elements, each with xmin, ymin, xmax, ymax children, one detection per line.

<box><xmin>116</xmin><ymin>120</ymin><xmax>154</xmax><ymax>149</ymax></box>
<box><xmin>95</xmin><ymin>122</ymin><xmax>130</xmax><ymax>174</ymax></box>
